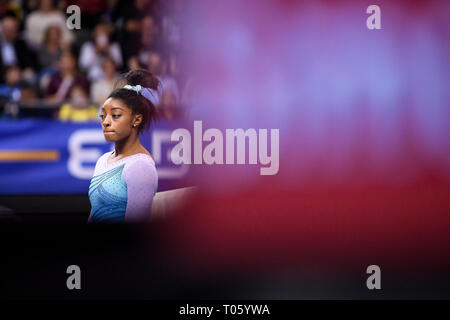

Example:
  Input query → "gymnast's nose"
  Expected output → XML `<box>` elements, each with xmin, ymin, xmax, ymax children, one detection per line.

<box><xmin>102</xmin><ymin>114</ymin><xmax>112</xmax><ymax>128</ymax></box>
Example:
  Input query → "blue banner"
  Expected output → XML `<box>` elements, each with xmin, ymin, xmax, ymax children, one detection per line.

<box><xmin>0</xmin><ymin>119</ymin><xmax>191</xmax><ymax>195</ymax></box>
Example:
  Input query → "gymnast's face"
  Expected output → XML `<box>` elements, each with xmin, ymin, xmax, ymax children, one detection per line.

<box><xmin>100</xmin><ymin>98</ymin><xmax>141</xmax><ymax>142</ymax></box>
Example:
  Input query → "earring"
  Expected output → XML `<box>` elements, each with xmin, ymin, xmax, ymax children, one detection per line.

<box><xmin>133</xmin><ymin>124</ymin><xmax>136</xmax><ymax>127</ymax></box>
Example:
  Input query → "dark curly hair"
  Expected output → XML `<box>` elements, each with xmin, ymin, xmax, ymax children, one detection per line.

<box><xmin>108</xmin><ymin>69</ymin><xmax>160</xmax><ymax>134</ymax></box>
<box><xmin>114</xmin><ymin>69</ymin><xmax>161</xmax><ymax>91</ymax></box>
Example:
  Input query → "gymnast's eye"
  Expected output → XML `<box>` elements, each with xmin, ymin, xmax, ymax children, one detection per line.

<box><xmin>112</xmin><ymin>114</ymin><xmax>121</xmax><ymax>119</ymax></box>
<box><xmin>99</xmin><ymin>114</ymin><xmax>105</xmax><ymax>120</ymax></box>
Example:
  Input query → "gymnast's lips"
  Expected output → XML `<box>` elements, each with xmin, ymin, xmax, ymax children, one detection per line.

<box><xmin>103</xmin><ymin>131</ymin><xmax>115</xmax><ymax>133</ymax></box>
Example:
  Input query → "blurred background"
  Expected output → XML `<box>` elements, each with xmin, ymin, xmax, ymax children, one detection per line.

<box><xmin>162</xmin><ymin>0</ymin><xmax>450</xmax><ymax>299</ymax></box>
<box><xmin>0</xmin><ymin>0</ymin><xmax>449</xmax><ymax>299</ymax></box>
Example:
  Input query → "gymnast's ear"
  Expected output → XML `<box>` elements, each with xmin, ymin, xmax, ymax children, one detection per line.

<box><xmin>133</xmin><ymin>113</ymin><xmax>143</xmax><ymax>127</ymax></box>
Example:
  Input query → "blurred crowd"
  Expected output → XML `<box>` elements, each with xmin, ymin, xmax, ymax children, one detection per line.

<box><xmin>0</xmin><ymin>0</ymin><xmax>186</xmax><ymax>121</ymax></box>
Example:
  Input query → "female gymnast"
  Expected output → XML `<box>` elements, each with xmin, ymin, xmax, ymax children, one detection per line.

<box><xmin>88</xmin><ymin>70</ymin><xmax>159</xmax><ymax>223</ymax></box>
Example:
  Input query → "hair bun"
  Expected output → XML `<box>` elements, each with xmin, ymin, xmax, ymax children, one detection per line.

<box><xmin>119</xmin><ymin>69</ymin><xmax>160</xmax><ymax>91</ymax></box>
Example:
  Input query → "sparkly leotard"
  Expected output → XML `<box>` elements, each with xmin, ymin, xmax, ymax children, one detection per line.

<box><xmin>88</xmin><ymin>152</ymin><xmax>158</xmax><ymax>223</ymax></box>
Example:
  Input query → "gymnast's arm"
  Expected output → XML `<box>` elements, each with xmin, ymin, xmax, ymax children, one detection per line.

<box><xmin>122</xmin><ymin>158</ymin><xmax>158</xmax><ymax>222</ymax></box>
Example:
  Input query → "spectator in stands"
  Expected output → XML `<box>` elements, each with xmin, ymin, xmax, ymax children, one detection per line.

<box><xmin>37</xmin><ymin>25</ymin><xmax>63</xmax><ymax>70</ymax></box>
<box><xmin>161</xmin><ymin>0</ymin><xmax>183</xmax><ymax>81</ymax></box>
<box><xmin>112</xmin><ymin>0</ymin><xmax>157</xmax><ymax>63</ymax></box>
<box><xmin>0</xmin><ymin>65</ymin><xmax>21</xmax><ymax>103</ymax></box>
<box><xmin>24</xmin><ymin>0</ymin><xmax>73</xmax><ymax>49</ymax></box>
<box><xmin>137</xmin><ymin>15</ymin><xmax>162</xmax><ymax>66</ymax></box>
<box><xmin>90</xmin><ymin>56</ymin><xmax>119</xmax><ymax>106</ymax></box>
<box><xmin>79</xmin><ymin>21</ymin><xmax>122</xmax><ymax>81</ymax></box>
<box><xmin>58</xmin><ymin>85</ymin><xmax>98</xmax><ymax>122</ymax></box>
<box><xmin>127</xmin><ymin>56</ymin><xmax>142</xmax><ymax>71</ymax></box>
<box><xmin>0</xmin><ymin>66</ymin><xmax>41</xmax><ymax>118</ymax></box>
<box><xmin>147</xmin><ymin>51</ymin><xmax>179</xmax><ymax>108</ymax></box>
<box><xmin>161</xmin><ymin>0</ymin><xmax>182</xmax><ymax>52</ymax></box>
<box><xmin>73</xmin><ymin>0</ymin><xmax>110</xmax><ymax>30</ymax></box>
<box><xmin>16</xmin><ymin>81</ymin><xmax>46</xmax><ymax>118</ymax></box>
<box><xmin>0</xmin><ymin>15</ymin><xmax>37</xmax><ymax>83</ymax></box>
<box><xmin>44</xmin><ymin>50</ymin><xmax>89</xmax><ymax>105</ymax></box>
<box><xmin>19</xmin><ymin>82</ymin><xmax>38</xmax><ymax>105</ymax></box>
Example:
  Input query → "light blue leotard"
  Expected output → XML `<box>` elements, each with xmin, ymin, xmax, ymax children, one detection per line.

<box><xmin>88</xmin><ymin>152</ymin><xmax>158</xmax><ymax>223</ymax></box>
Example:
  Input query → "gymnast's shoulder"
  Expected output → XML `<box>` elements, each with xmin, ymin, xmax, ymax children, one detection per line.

<box><xmin>123</xmin><ymin>153</ymin><xmax>157</xmax><ymax>173</ymax></box>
